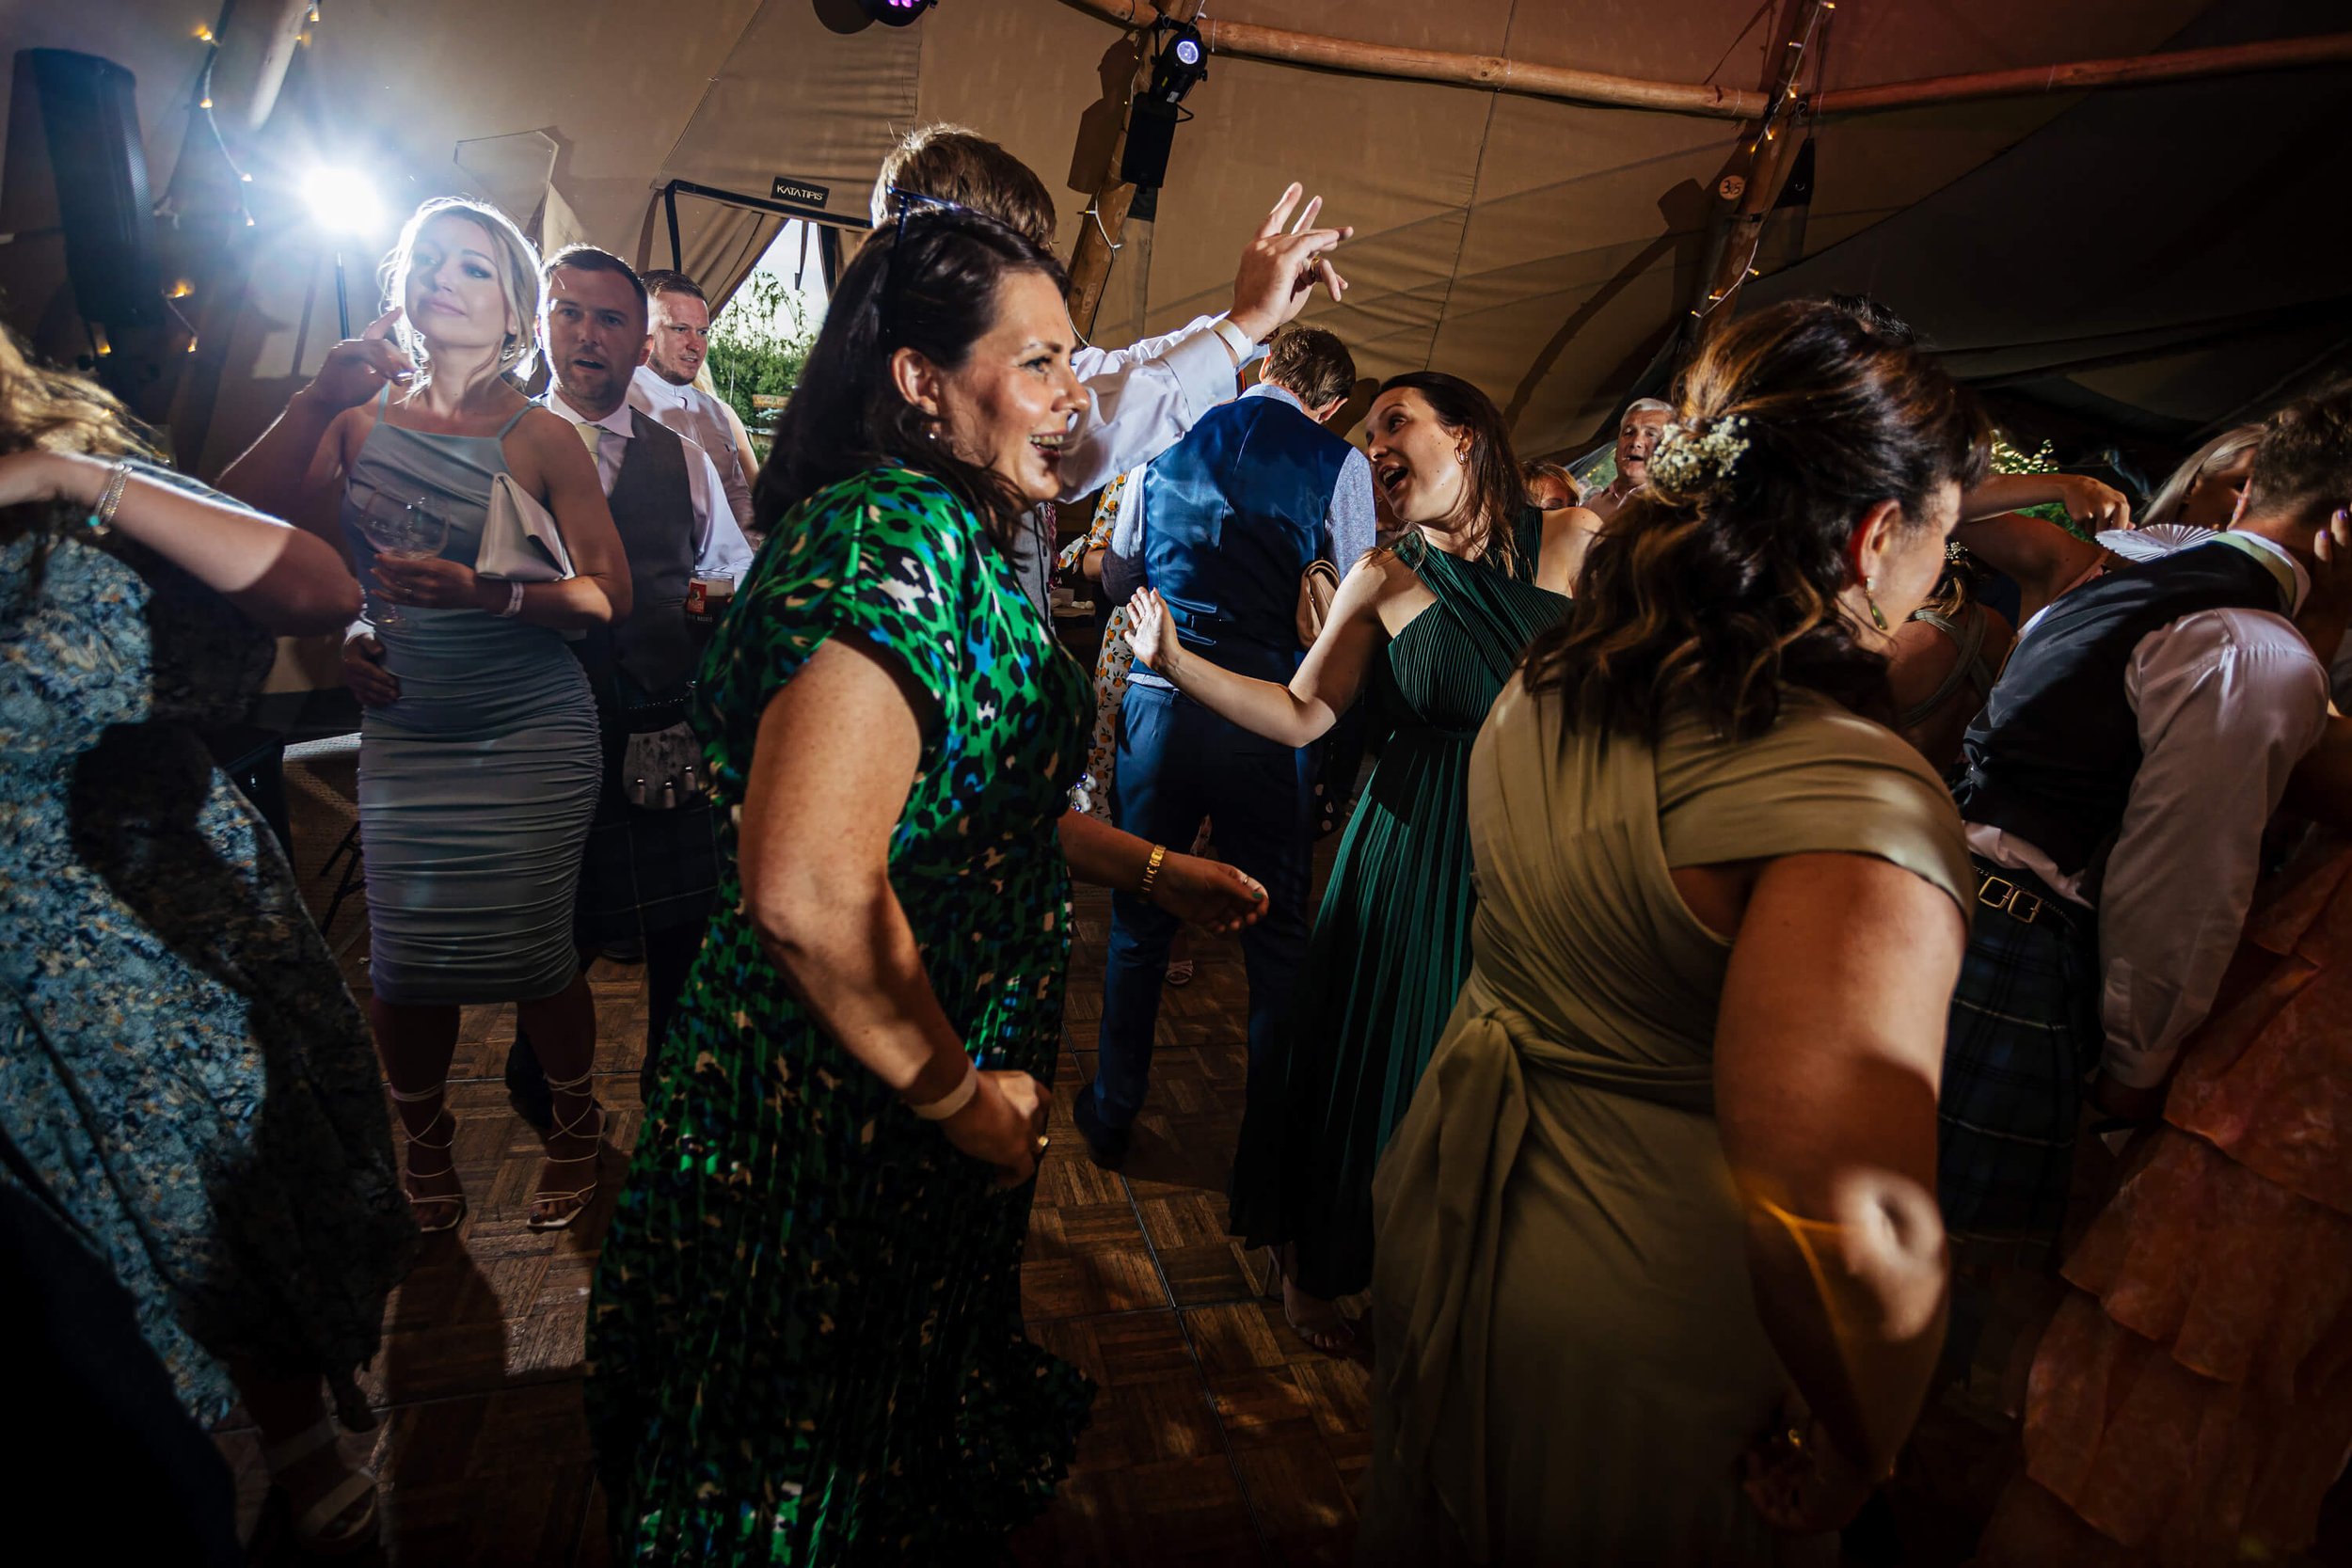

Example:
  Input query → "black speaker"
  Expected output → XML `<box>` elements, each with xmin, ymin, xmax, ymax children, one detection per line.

<box><xmin>1119</xmin><ymin>99</ymin><xmax>1180</xmax><ymax>191</ymax></box>
<box><xmin>22</xmin><ymin>50</ymin><xmax>162</xmax><ymax>329</ymax></box>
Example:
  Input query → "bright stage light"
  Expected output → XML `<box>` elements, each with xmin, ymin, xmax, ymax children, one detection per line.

<box><xmin>1147</xmin><ymin>21</ymin><xmax>1209</xmax><ymax>105</ymax></box>
<box><xmin>301</xmin><ymin>167</ymin><xmax>382</xmax><ymax>235</ymax></box>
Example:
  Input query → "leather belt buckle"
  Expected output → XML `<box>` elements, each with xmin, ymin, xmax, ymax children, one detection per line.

<box><xmin>1976</xmin><ymin>872</ymin><xmax>2042</xmax><ymax>926</ymax></box>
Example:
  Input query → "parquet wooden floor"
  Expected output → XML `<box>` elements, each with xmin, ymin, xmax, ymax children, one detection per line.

<box><xmin>227</xmin><ymin>753</ymin><xmax>1367</xmax><ymax>1565</ymax></box>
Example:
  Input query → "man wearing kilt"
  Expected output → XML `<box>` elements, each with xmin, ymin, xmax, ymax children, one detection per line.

<box><xmin>1936</xmin><ymin>388</ymin><xmax>2352</xmax><ymax>1354</ymax></box>
<box><xmin>508</xmin><ymin>246</ymin><xmax>752</xmax><ymax>1121</ymax></box>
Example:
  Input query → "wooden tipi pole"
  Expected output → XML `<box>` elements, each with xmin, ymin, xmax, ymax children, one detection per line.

<box><xmin>1056</xmin><ymin>0</ymin><xmax>2351</xmax><ymax>124</ymax></box>
<box><xmin>1685</xmin><ymin>0</ymin><xmax>1830</xmax><ymax>348</ymax></box>
<box><xmin>1065</xmin><ymin>0</ymin><xmax>1204</xmax><ymax>339</ymax></box>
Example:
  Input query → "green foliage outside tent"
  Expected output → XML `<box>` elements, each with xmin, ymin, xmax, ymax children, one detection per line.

<box><xmin>707</xmin><ymin>271</ymin><xmax>818</xmax><ymax>460</ymax></box>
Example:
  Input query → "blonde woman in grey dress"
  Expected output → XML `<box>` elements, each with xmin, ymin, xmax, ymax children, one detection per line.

<box><xmin>222</xmin><ymin>198</ymin><xmax>631</xmax><ymax>1234</ymax></box>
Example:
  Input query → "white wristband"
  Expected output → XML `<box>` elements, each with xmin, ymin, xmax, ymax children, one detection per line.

<box><xmin>908</xmin><ymin>1058</ymin><xmax>979</xmax><ymax>1121</ymax></box>
<box><xmin>1210</xmin><ymin>317</ymin><xmax>1256</xmax><ymax>366</ymax></box>
<box><xmin>496</xmin><ymin>579</ymin><xmax>526</xmax><ymax>618</ymax></box>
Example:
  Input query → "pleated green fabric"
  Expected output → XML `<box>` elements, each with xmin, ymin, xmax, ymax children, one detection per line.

<box><xmin>1228</xmin><ymin>522</ymin><xmax>1567</xmax><ymax>1299</ymax></box>
<box><xmin>585</xmin><ymin>467</ymin><xmax>1096</xmax><ymax>1565</ymax></box>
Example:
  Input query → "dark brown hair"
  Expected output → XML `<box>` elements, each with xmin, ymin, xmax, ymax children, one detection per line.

<box><xmin>871</xmin><ymin>124</ymin><xmax>1057</xmax><ymax>253</ymax></box>
<box><xmin>2247</xmin><ymin>381</ymin><xmax>2352</xmax><ymax>522</ymax></box>
<box><xmin>542</xmin><ymin>244</ymin><xmax>648</xmax><ymax>325</ymax></box>
<box><xmin>1261</xmin><ymin>325</ymin><xmax>1355</xmax><ymax>412</ymax></box>
<box><xmin>1375</xmin><ymin>371</ymin><xmax>1526</xmax><ymax>576</ymax></box>
<box><xmin>754</xmin><ymin>206</ymin><xmax>1065</xmax><ymax>549</ymax></box>
<box><xmin>638</xmin><ymin>268</ymin><xmax>707</xmax><ymax>308</ymax></box>
<box><xmin>1522</xmin><ymin>297</ymin><xmax>1990</xmax><ymax>740</ymax></box>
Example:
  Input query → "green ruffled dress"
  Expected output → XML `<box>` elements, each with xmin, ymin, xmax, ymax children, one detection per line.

<box><xmin>1229</xmin><ymin>522</ymin><xmax>1568</xmax><ymax>1298</ymax></box>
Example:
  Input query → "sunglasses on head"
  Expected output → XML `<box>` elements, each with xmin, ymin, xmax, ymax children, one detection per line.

<box><xmin>886</xmin><ymin>186</ymin><xmax>972</xmax><ymax>245</ymax></box>
<box><xmin>879</xmin><ymin>187</ymin><xmax>977</xmax><ymax>337</ymax></box>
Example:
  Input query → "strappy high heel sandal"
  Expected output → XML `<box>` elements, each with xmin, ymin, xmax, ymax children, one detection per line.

<box><xmin>388</xmin><ymin>1083</ymin><xmax>466</xmax><ymax>1234</ymax></box>
<box><xmin>264</xmin><ymin>1417</ymin><xmax>381</xmax><ymax>1556</ymax></box>
<box><xmin>528</xmin><ymin>1068</ymin><xmax>606</xmax><ymax>1232</ymax></box>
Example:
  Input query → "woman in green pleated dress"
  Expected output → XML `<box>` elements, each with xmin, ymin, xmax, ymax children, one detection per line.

<box><xmin>584</xmin><ymin>207</ymin><xmax>1268</xmax><ymax>1566</ymax></box>
<box><xmin>1124</xmin><ymin>372</ymin><xmax>1573</xmax><ymax>1352</ymax></box>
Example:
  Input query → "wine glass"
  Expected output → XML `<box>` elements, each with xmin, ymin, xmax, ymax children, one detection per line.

<box><xmin>356</xmin><ymin>489</ymin><xmax>449</xmax><ymax>627</ymax></box>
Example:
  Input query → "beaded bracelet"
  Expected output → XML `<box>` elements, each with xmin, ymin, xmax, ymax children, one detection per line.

<box><xmin>87</xmin><ymin>460</ymin><xmax>134</xmax><ymax>532</ymax></box>
<box><xmin>1138</xmin><ymin>842</ymin><xmax>1168</xmax><ymax>899</ymax></box>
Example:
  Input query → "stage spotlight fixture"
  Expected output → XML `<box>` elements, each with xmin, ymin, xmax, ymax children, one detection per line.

<box><xmin>860</xmin><ymin>0</ymin><xmax>936</xmax><ymax>24</ymax></box>
<box><xmin>301</xmin><ymin>166</ymin><xmax>384</xmax><ymax>339</ymax></box>
<box><xmin>1120</xmin><ymin>20</ymin><xmax>1210</xmax><ymax>190</ymax></box>
<box><xmin>1147</xmin><ymin>20</ymin><xmax>1209</xmax><ymax>105</ymax></box>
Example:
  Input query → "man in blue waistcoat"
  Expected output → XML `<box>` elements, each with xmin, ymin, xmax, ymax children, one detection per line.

<box><xmin>1074</xmin><ymin>326</ymin><xmax>1376</xmax><ymax>1168</ymax></box>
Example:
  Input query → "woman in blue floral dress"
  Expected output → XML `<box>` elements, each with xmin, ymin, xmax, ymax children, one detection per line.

<box><xmin>586</xmin><ymin>207</ymin><xmax>1269</xmax><ymax>1564</ymax></box>
<box><xmin>0</xmin><ymin>335</ymin><xmax>414</xmax><ymax>1554</ymax></box>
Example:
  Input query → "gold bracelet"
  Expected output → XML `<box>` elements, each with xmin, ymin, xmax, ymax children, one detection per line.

<box><xmin>1138</xmin><ymin>842</ymin><xmax>1168</xmax><ymax>899</ymax></box>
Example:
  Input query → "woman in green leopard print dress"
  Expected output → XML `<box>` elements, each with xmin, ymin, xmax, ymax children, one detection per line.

<box><xmin>586</xmin><ymin>207</ymin><xmax>1268</xmax><ymax>1564</ymax></box>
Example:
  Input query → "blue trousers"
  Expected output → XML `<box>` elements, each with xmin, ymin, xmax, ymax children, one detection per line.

<box><xmin>1091</xmin><ymin>681</ymin><xmax>1315</xmax><ymax>1129</ymax></box>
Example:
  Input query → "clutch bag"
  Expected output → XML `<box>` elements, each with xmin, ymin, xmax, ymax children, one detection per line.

<box><xmin>479</xmin><ymin>471</ymin><xmax>577</xmax><ymax>581</ymax></box>
<box><xmin>1296</xmin><ymin>559</ymin><xmax>1343</xmax><ymax>647</ymax></box>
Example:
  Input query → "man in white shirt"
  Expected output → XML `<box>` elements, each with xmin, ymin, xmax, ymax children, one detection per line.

<box><xmin>628</xmin><ymin>269</ymin><xmax>757</xmax><ymax>534</ymax></box>
<box><xmin>869</xmin><ymin>125</ymin><xmax>1351</xmax><ymax>610</ymax></box>
<box><xmin>1938</xmin><ymin>385</ymin><xmax>2352</xmax><ymax>1284</ymax></box>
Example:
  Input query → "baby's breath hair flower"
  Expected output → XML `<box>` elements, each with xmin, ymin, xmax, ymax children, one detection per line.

<box><xmin>1647</xmin><ymin>415</ymin><xmax>1751</xmax><ymax>495</ymax></box>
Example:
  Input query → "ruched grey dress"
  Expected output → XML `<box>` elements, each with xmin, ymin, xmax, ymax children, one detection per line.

<box><xmin>342</xmin><ymin>393</ymin><xmax>600</xmax><ymax>1005</ymax></box>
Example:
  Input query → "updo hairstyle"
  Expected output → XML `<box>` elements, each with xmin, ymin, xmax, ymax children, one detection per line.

<box><xmin>1521</xmin><ymin>297</ymin><xmax>1989</xmax><ymax>739</ymax></box>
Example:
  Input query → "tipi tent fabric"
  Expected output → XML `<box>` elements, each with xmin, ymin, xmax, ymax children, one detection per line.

<box><xmin>1</xmin><ymin>0</ymin><xmax>2344</xmax><ymax>473</ymax></box>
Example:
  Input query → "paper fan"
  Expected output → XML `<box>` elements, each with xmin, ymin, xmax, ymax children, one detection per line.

<box><xmin>2096</xmin><ymin>523</ymin><xmax>2217</xmax><ymax>562</ymax></box>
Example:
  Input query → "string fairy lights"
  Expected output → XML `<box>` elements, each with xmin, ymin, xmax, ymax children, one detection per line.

<box><xmin>167</xmin><ymin>4</ymin><xmax>329</xmax><ymax>230</ymax></box>
<box><xmin>1691</xmin><ymin>0</ymin><xmax>1835</xmax><ymax>330</ymax></box>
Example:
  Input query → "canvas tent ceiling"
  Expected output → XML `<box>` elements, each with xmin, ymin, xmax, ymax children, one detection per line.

<box><xmin>3</xmin><ymin>0</ymin><xmax>2345</xmax><ymax>473</ymax></box>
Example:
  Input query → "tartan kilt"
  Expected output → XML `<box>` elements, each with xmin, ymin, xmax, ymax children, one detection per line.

<box><xmin>1936</xmin><ymin>856</ymin><xmax>2101</xmax><ymax>1264</ymax></box>
<box><xmin>571</xmin><ymin>694</ymin><xmax>721</xmax><ymax>948</ymax></box>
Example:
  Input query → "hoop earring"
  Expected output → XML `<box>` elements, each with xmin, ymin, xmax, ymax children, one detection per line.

<box><xmin>1864</xmin><ymin>574</ymin><xmax>1888</xmax><ymax>631</ymax></box>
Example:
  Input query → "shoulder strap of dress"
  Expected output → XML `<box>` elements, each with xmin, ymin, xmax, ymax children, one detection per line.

<box><xmin>1897</xmin><ymin>603</ymin><xmax>1990</xmax><ymax>728</ymax></box>
<box><xmin>1391</xmin><ymin>526</ymin><xmax>1439</xmax><ymax>578</ymax></box>
<box><xmin>495</xmin><ymin>401</ymin><xmax>534</xmax><ymax>439</ymax></box>
<box><xmin>1507</xmin><ymin>507</ymin><xmax>1545</xmax><ymax>582</ymax></box>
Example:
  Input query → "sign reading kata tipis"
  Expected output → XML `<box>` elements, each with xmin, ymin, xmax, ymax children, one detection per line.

<box><xmin>771</xmin><ymin>177</ymin><xmax>830</xmax><ymax>208</ymax></box>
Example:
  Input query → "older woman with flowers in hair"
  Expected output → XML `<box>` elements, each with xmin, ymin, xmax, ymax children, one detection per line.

<box><xmin>1361</xmin><ymin>298</ymin><xmax>1988</xmax><ymax>1564</ymax></box>
<box><xmin>222</xmin><ymin>198</ymin><xmax>630</xmax><ymax>1234</ymax></box>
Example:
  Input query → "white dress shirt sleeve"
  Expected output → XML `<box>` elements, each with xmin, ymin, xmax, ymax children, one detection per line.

<box><xmin>1327</xmin><ymin>448</ymin><xmax>1378</xmax><ymax>566</ymax></box>
<box><xmin>2095</xmin><ymin>609</ymin><xmax>2329</xmax><ymax>1087</ymax></box>
<box><xmin>678</xmin><ymin>435</ymin><xmax>755</xmax><ymax>578</ymax></box>
<box><xmin>1057</xmin><ymin>316</ymin><xmax>1236</xmax><ymax>500</ymax></box>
